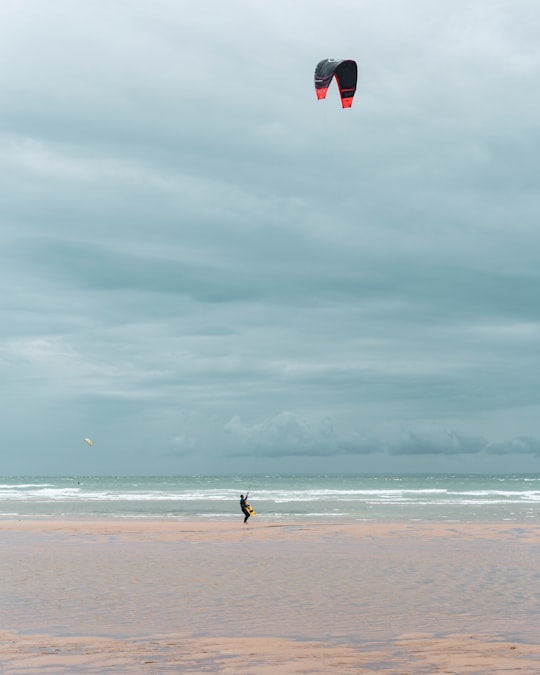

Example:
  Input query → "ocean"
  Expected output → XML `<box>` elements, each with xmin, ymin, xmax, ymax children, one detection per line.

<box><xmin>1</xmin><ymin>474</ymin><xmax>540</xmax><ymax>522</ymax></box>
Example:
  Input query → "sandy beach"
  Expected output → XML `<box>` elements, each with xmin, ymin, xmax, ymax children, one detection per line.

<box><xmin>2</xmin><ymin>519</ymin><xmax>540</xmax><ymax>673</ymax></box>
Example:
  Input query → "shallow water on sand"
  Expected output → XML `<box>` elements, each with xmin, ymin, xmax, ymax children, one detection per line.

<box><xmin>2</xmin><ymin>522</ymin><xmax>539</xmax><ymax>647</ymax></box>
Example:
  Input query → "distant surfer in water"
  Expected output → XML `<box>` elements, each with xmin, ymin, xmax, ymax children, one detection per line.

<box><xmin>240</xmin><ymin>494</ymin><xmax>251</xmax><ymax>524</ymax></box>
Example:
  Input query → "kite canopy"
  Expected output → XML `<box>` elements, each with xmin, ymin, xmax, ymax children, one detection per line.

<box><xmin>84</xmin><ymin>438</ymin><xmax>93</xmax><ymax>446</ymax></box>
<box><xmin>314</xmin><ymin>58</ymin><xmax>357</xmax><ymax>108</ymax></box>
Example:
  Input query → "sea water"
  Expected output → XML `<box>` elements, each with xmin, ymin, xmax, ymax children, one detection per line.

<box><xmin>1</xmin><ymin>474</ymin><xmax>540</xmax><ymax>522</ymax></box>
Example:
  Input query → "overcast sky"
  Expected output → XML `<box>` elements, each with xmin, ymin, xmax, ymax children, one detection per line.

<box><xmin>1</xmin><ymin>0</ymin><xmax>540</xmax><ymax>475</ymax></box>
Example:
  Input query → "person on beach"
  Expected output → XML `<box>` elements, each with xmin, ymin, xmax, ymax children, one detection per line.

<box><xmin>240</xmin><ymin>494</ymin><xmax>251</xmax><ymax>523</ymax></box>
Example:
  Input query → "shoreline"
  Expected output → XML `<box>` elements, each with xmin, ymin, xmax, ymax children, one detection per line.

<box><xmin>2</xmin><ymin>516</ymin><xmax>540</xmax><ymax>539</ymax></box>
<box><xmin>2</xmin><ymin>519</ymin><xmax>540</xmax><ymax>673</ymax></box>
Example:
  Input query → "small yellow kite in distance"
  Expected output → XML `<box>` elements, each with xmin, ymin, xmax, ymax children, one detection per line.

<box><xmin>84</xmin><ymin>438</ymin><xmax>93</xmax><ymax>446</ymax></box>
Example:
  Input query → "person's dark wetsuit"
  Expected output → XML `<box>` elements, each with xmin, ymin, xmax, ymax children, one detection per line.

<box><xmin>240</xmin><ymin>494</ymin><xmax>250</xmax><ymax>523</ymax></box>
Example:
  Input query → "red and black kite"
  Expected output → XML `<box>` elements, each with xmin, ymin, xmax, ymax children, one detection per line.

<box><xmin>314</xmin><ymin>59</ymin><xmax>357</xmax><ymax>108</ymax></box>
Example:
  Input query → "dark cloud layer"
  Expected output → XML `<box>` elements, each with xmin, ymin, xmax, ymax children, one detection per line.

<box><xmin>225</xmin><ymin>413</ymin><xmax>540</xmax><ymax>460</ymax></box>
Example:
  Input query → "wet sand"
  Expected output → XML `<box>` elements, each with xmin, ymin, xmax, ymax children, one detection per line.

<box><xmin>1</xmin><ymin>520</ymin><xmax>540</xmax><ymax>673</ymax></box>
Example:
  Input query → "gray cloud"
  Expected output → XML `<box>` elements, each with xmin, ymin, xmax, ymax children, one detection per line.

<box><xmin>224</xmin><ymin>412</ymin><xmax>383</xmax><ymax>457</ymax></box>
<box><xmin>486</xmin><ymin>436</ymin><xmax>540</xmax><ymax>457</ymax></box>
<box><xmin>224</xmin><ymin>412</ymin><xmax>540</xmax><ymax>461</ymax></box>
<box><xmin>389</xmin><ymin>430</ymin><xmax>488</xmax><ymax>456</ymax></box>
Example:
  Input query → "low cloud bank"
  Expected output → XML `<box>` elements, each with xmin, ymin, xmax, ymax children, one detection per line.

<box><xmin>224</xmin><ymin>412</ymin><xmax>540</xmax><ymax>459</ymax></box>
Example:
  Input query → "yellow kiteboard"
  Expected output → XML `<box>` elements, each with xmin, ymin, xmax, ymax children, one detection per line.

<box><xmin>245</xmin><ymin>501</ymin><xmax>256</xmax><ymax>517</ymax></box>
